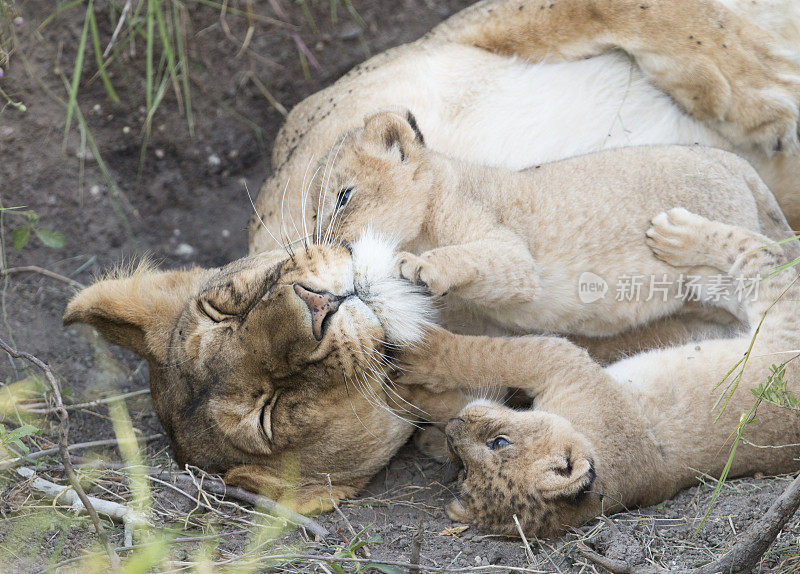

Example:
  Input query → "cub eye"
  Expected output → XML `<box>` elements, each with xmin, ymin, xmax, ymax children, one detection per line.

<box><xmin>335</xmin><ymin>187</ymin><xmax>353</xmax><ymax>210</ymax></box>
<box><xmin>197</xmin><ymin>298</ymin><xmax>235</xmax><ymax>322</ymax></box>
<box><xmin>487</xmin><ymin>436</ymin><xmax>511</xmax><ymax>450</ymax></box>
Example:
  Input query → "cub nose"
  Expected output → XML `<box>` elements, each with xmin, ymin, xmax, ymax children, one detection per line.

<box><xmin>293</xmin><ymin>284</ymin><xmax>345</xmax><ymax>340</ymax></box>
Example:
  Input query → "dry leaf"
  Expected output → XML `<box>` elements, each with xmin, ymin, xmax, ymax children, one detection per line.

<box><xmin>438</xmin><ymin>525</ymin><xmax>469</xmax><ymax>536</ymax></box>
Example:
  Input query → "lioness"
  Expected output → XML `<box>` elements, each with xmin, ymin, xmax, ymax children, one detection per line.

<box><xmin>63</xmin><ymin>0</ymin><xmax>800</xmax><ymax>510</ymax></box>
<box><xmin>398</xmin><ymin>208</ymin><xmax>800</xmax><ymax>537</ymax></box>
<box><xmin>251</xmin><ymin>0</ymin><xmax>800</xmax><ymax>255</ymax></box>
<box><xmin>311</xmin><ymin>109</ymin><xmax>797</xmax><ymax>336</ymax></box>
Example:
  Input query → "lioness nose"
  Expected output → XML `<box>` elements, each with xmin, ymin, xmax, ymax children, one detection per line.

<box><xmin>293</xmin><ymin>284</ymin><xmax>344</xmax><ymax>340</ymax></box>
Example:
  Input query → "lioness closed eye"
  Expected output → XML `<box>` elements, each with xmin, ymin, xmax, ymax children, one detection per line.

<box><xmin>62</xmin><ymin>232</ymin><xmax>444</xmax><ymax>511</ymax></box>
<box><xmin>399</xmin><ymin>209</ymin><xmax>800</xmax><ymax>537</ymax></box>
<box><xmin>312</xmin><ymin>110</ymin><xmax>799</xmax><ymax>337</ymax></box>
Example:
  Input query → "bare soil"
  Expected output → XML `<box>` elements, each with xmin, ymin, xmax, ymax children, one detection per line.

<box><xmin>1</xmin><ymin>1</ymin><xmax>799</xmax><ymax>572</ymax></box>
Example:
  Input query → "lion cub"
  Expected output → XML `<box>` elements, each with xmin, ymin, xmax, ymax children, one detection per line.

<box><xmin>399</xmin><ymin>208</ymin><xmax>800</xmax><ymax>537</ymax></box>
<box><xmin>312</xmin><ymin>110</ymin><xmax>797</xmax><ymax>337</ymax></box>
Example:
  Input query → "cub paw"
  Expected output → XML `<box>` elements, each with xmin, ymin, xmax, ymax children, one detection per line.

<box><xmin>397</xmin><ymin>251</ymin><xmax>450</xmax><ymax>296</ymax></box>
<box><xmin>414</xmin><ymin>426</ymin><xmax>449</xmax><ymax>462</ymax></box>
<box><xmin>645</xmin><ymin>208</ymin><xmax>712</xmax><ymax>268</ymax></box>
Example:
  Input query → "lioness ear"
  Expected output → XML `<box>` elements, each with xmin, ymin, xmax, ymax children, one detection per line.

<box><xmin>362</xmin><ymin>108</ymin><xmax>425</xmax><ymax>162</ymax></box>
<box><xmin>63</xmin><ymin>263</ymin><xmax>206</xmax><ymax>364</ymax></box>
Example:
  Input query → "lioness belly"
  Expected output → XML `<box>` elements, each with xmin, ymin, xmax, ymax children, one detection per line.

<box><xmin>358</xmin><ymin>46</ymin><xmax>728</xmax><ymax>169</ymax></box>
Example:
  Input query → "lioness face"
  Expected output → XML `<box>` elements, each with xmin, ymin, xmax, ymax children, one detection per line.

<box><xmin>310</xmin><ymin>109</ymin><xmax>432</xmax><ymax>246</ymax></box>
<box><xmin>445</xmin><ymin>401</ymin><xmax>598</xmax><ymax>537</ymax></box>
<box><xmin>64</xmin><ymin>232</ymin><xmax>435</xmax><ymax>511</ymax></box>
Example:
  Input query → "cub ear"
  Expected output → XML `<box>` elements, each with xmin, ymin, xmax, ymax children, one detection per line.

<box><xmin>362</xmin><ymin>108</ymin><xmax>425</xmax><ymax>162</ymax></box>
<box><xmin>63</xmin><ymin>263</ymin><xmax>206</xmax><ymax>365</ymax></box>
<box><xmin>535</xmin><ymin>453</ymin><xmax>596</xmax><ymax>501</ymax></box>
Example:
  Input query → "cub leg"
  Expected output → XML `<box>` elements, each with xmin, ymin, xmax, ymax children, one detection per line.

<box><xmin>397</xmin><ymin>237</ymin><xmax>540</xmax><ymax>305</ymax></box>
<box><xmin>646</xmin><ymin>207</ymin><xmax>800</xmax><ymax>342</ymax></box>
<box><xmin>433</xmin><ymin>0</ymin><xmax>800</xmax><ymax>152</ymax></box>
<box><xmin>398</xmin><ymin>325</ymin><xmax>603</xmax><ymax>398</ymax></box>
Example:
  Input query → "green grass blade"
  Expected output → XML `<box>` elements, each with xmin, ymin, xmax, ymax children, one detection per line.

<box><xmin>173</xmin><ymin>1</ymin><xmax>194</xmax><ymax>136</ymax></box>
<box><xmin>63</xmin><ymin>0</ymin><xmax>93</xmax><ymax>148</ymax></box>
<box><xmin>146</xmin><ymin>0</ymin><xmax>155</xmax><ymax>112</ymax></box>
<box><xmin>37</xmin><ymin>0</ymin><xmax>85</xmax><ymax>31</ymax></box>
<box><xmin>153</xmin><ymin>0</ymin><xmax>182</xmax><ymax>113</ymax></box>
<box><xmin>88</xmin><ymin>8</ymin><xmax>120</xmax><ymax>102</ymax></box>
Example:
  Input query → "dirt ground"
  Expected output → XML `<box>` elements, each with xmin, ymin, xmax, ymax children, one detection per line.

<box><xmin>2</xmin><ymin>0</ymin><xmax>800</xmax><ymax>572</ymax></box>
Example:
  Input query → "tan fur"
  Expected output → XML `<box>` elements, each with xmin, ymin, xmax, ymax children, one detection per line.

<box><xmin>64</xmin><ymin>246</ymin><xmax>428</xmax><ymax>512</ymax></box>
<box><xmin>252</xmin><ymin>0</ymin><xmax>800</xmax><ymax>256</ymax></box>
<box><xmin>61</xmin><ymin>0</ymin><xmax>800</xmax><ymax>512</ymax></box>
<box><xmin>313</xmin><ymin>110</ymin><xmax>798</xmax><ymax>337</ymax></box>
<box><xmin>398</xmin><ymin>209</ymin><xmax>800</xmax><ymax>536</ymax></box>
<box><xmin>435</xmin><ymin>0</ymin><xmax>800</xmax><ymax>148</ymax></box>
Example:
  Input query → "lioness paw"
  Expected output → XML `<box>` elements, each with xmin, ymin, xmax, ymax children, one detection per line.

<box><xmin>397</xmin><ymin>251</ymin><xmax>450</xmax><ymax>296</ymax></box>
<box><xmin>653</xmin><ymin>30</ymin><xmax>800</xmax><ymax>153</ymax></box>
<box><xmin>646</xmin><ymin>208</ymin><xmax>712</xmax><ymax>268</ymax></box>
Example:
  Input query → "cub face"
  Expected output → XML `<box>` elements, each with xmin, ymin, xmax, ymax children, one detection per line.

<box><xmin>311</xmin><ymin>109</ymin><xmax>433</xmax><ymax>246</ymax></box>
<box><xmin>445</xmin><ymin>401</ymin><xmax>598</xmax><ymax>537</ymax></box>
<box><xmin>63</xmin><ymin>232</ymin><xmax>434</xmax><ymax>511</ymax></box>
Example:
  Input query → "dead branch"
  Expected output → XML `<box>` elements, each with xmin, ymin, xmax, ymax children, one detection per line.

<box><xmin>0</xmin><ymin>266</ymin><xmax>85</xmax><ymax>289</ymax></box>
<box><xmin>15</xmin><ymin>467</ymin><xmax>147</xmax><ymax>546</ymax></box>
<box><xmin>324</xmin><ymin>472</ymin><xmax>366</xmax><ymax>553</ymax></box>
<box><xmin>578</xmin><ymin>472</ymin><xmax>800</xmax><ymax>574</ymax></box>
<box><xmin>0</xmin><ymin>338</ymin><xmax>120</xmax><ymax>566</ymax></box>
<box><xmin>409</xmin><ymin>514</ymin><xmax>424</xmax><ymax>574</ymax></box>
<box><xmin>0</xmin><ymin>434</ymin><xmax>162</xmax><ymax>471</ymax></box>
<box><xmin>53</xmin><ymin>460</ymin><xmax>331</xmax><ymax>540</ymax></box>
<box><xmin>21</xmin><ymin>388</ymin><xmax>151</xmax><ymax>414</ymax></box>
<box><xmin>183</xmin><ymin>467</ymin><xmax>331</xmax><ymax>540</ymax></box>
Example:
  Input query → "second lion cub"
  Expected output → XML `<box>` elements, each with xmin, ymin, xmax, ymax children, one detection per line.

<box><xmin>312</xmin><ymin>110</ymin><xmax>797</xmax><ymax>337</ymax></box>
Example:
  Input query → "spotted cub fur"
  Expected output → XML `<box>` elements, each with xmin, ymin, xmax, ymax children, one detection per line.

<box><xmin>400</xmin><ymin>209</ymin><xmax>800</xmax><ymax>536</ymax></box>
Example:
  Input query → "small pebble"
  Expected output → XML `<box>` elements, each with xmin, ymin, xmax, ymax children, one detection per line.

<box><xmin>338</xmin><ymin>23</ymin><xmax>360</xmax><ymax>40</ymax></box>
<box><xmin>89</xmin><ymin>185</ymin><xmax>101</xmax><ymax>197</ymax></box>
<box><xmin>0</xmin><ymin>67</ymin><xmax>4</xmax><ymax>78</ymax></box>
<box><xmin>93</xmin><ymin>104</ymin><xmax>101</xmax><ymax>113</ymax></box>
<box><xmin>207</xmin><ymin>154</ymin><xmax>221</xmax><ymax>167</ymax></box>
<box><xmin>221</xmin><ymin>229</ymin><xmax>230</xmax><ymax>238</ymax></box>
<box><xmin>173</xmin><ymin>228</ymin><xmax>181</xmax><ymax>237</ymax></box>
<box><xmin>474</xmin><ymin>556</ymin><xmax>482</xmax><ymax>564</ymax></box>
<box><xmin>175</xmin><ymin>243</ymin><xmax>195</xmax><ymax>257</ymax></box>
<box><xmin>13</xmin><ymin>16</ymin><xmax>23</xmax><ymax>26</ymax></box>
<box><xmin>155</xmin><ymin>149</ymin><xmax>165</xmax><ymax>159</ymax></box>
<box><xmin>122</xmin><ymin>126</ymin><xmax>131</xmax><ymax>134</ymax></box>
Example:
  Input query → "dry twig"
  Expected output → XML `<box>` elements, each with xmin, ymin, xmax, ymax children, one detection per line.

<box><xmin>0</xmin><ymin>265</ymin><xmax>85</xmax><ymax>289</ymax></box>
<box><xmin>15</xmin><ymin>466</ymin><xmax>147</xmax><ymax>546</ymax></box>
<box><xmin>0</xmin><ymin>434</ymin><xmax>162</xmax><ymax>471</ymax></box>
<box><xmin>578</xmin><ymin>472</ymin><xmax>800</xmax><ymax>574</ymax></box>
<box><xmin>183</xmin><ymin>466</ymin><xmax>330</xmax><ymax>540</ymax></box>
<box><xmin>0</xmin><ymin>338</ymin><xmax>120</xmax><ymax>566</ymax></box>
<box><xmin>409</xmin><ymin>514</ymin><xmax>424</xmax><ymax>574</ymax></box>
